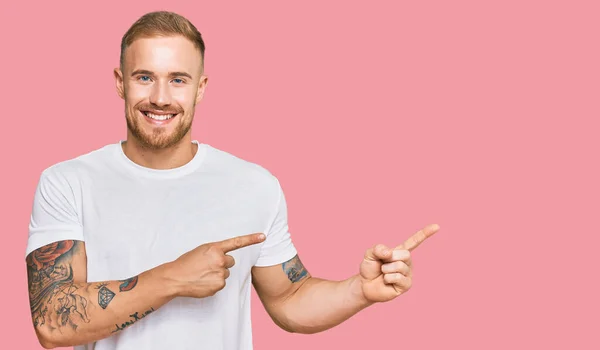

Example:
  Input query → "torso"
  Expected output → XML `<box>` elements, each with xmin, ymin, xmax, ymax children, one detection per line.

<box><xmin>56</xmin><ymin>141</ymin><xmax>285</xmax><ymax>350</ymax></box>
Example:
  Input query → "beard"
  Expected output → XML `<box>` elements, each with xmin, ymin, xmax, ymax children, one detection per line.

<box><xmin>125</xmin><ymin>105</ymin><xmax>193</xmax><ymax>150</ymax></box>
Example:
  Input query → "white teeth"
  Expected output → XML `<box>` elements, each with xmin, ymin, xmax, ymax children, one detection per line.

<box><xmin>145</xmin><ymin>112</ymin><xmax>175</xmax><ymax>121</ymax></box>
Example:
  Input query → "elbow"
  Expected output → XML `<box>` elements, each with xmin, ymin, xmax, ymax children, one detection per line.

<box><xmin>287</xmin><ymin>324</ymin><xmax>325</xmax><ymax>335</ymax></box>
<box><xmin>39</xmin><ymin>340</ymin><xmax>57</xmax><ymax>350</ymax></box>
<box><xmin>272</xmin><ymin>313</ymin><xmax>324</xmax><ymax>335</ymax></box>
<box><xmin>34</xmin><ymin>327</ymin><xmax>69</xmax><ymax>349</ymax></box>
<box><xmin>35</xmin><ymin>331</ymin><xmax>57</xmax><ymax>349</ymax></box>
<box><xmin>279</xmin><ymin>323</ymin><xmax>324</xmax><ymax>335</ymax></box>
<box><xmin>271</xmin><ymin>315</ymin><xmax>296</xmax><ymax>333</ymax></box>
<box><xmin>268</xmin><ymin>310</ymin><xmax>302</xmax><ymax>334</ymax></box>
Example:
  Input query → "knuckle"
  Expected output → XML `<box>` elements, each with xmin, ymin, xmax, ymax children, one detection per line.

<box><xmin>233</xmin><ymin>237</ymin><xmax>243</xmax><ymax>248</ymax></box>
<box><xmin>207</xmin><ymin>244</ymin><xmax>219</xmax><ymax>254</ymax></box>
<box><xmin>217</xmin><ymin>280</ymin><xmax>226</xmax><ymax>289</ymax></box>
<box><xmin>211</xmin><ymin>255</ymin><xmax>225</xmax><ymax>268</ymax></box>
<box><xmin>399</xmin><ymin>273</ymin><xmax>410</xmax><ymax>285</ymax></box>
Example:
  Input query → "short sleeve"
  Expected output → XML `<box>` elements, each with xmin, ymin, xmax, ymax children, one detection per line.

<box><xmin>254</xmin><ymin>177</ymin><xmax>298</xmax><ymax>267</ymax></box>
<box><xmin>25</xmin><ymin>168</ymin><xmax>84</xmax><ymax>257</ymax></box>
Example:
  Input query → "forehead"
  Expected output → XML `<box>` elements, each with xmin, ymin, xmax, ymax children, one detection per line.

<box><xmin>123</xmin><ymin>36</ymin><xmax>202</xmax><ymax>76</ymax></box>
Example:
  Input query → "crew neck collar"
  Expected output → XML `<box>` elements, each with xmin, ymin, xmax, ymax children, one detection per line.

<box><xmin>115</xmin><ymin>140</ymin><xmax>208</xmax><ymax>179</ymax></box>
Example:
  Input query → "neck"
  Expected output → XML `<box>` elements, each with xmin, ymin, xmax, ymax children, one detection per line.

<box><xmin>121</xmin><ymin>134</ymin><xmax>198</xmax><ymax>170</ymax></box>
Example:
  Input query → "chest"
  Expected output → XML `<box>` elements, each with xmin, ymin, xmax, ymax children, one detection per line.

<box><xmin>80</xmin><ymin>177</ymin><xmax>269</xmax><ymax>283</ymax></box>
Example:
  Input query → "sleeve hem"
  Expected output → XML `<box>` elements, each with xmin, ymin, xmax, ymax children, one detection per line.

<box><xmin>254</xmin><ymin>245</ymin><xmax>298</xmax><ymax>267</ymax></box>
<box><xmin>25</xmin><ymin>229</ymin><xmax>85</xmax><ymax>258</ymax></box>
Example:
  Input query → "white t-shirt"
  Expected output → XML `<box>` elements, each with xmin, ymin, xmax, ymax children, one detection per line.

<box><xmin>25</xmin><ymin>140</ymin><xmax>298</xmax><ymax>350</ymax></box>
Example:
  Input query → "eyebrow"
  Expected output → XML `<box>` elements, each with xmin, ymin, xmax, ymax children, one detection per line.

<box><xmin>131</xmin><ymin>69</ymin><xmax>193</xmax><ymax>79</ymax></box>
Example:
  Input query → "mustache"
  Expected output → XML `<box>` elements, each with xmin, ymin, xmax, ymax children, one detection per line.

<box><xmin>136</xmin><ymin>104</ymin><xmax>183</xmax><ymax>114</ymax></box>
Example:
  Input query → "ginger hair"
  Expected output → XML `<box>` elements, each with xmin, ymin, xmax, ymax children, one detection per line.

<box><xmin>119</xmin><ymin>11</ymin><xmax>206</xmax><ymax>72</ymax></box>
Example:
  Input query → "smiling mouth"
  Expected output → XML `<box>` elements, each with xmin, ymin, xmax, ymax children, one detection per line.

<box><xmin>142</xmin><ymin>111</ymin><xmax>177</xmax><ymax>121</ymax></box>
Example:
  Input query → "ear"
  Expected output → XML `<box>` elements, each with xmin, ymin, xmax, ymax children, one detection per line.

<box><xmin>195</xmin><ymin>75</ymin><xmax>209</xmax><ymax>105</ymax></box>
<box><xmin>114</xmin><ymin>68</ymin><xmax>125</xmax><ymax>100</ymax></box>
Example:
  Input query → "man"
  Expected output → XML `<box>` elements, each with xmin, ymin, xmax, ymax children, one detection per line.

<box><xmin>25</xmin><ymin>10</ymin><xmax>440</xmax><ymax>350</ymax></box>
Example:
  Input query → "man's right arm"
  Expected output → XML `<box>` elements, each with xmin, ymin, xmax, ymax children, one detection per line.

<box><xmin>26</xmin><ymin>239</ymin><xmax>175</xmax><ymax>349</ymax></box>
<box><xmin>27</xmin><ymin>233</ymin><xmax>266</xmax><ymax>349</ymax></box>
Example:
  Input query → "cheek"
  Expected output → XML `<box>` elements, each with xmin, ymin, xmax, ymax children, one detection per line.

<box><xmin>172</xmin><ymin>89</ymin><xmax>197</xmax><ymax>110</ymax></box>
<box><xmin>124</xmin><ymin>86</ymin><xmax>148</xmax><ymax>106</ymax></box>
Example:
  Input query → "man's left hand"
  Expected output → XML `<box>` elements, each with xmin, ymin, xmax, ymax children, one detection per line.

<box><xmin>359</xmin><ymin>224</ymin><xmax>440</xmax><ymax>303</ymax></box>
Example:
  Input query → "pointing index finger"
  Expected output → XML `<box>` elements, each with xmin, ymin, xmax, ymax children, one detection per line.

<box><xmin>217</xmin><ymin>233</ymin><xmax>266</xmax><ymax>252</ymax></box>
<box><xmin>398</xmin><ymin>224</ymin><xmax>440</xmax><ymax>251</ymax></box>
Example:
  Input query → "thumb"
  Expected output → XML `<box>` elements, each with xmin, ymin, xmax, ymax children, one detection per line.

<box><xmin>361</xmin><ymin>244</ymin><xmax>391</xmax><ymax>280</ymax></box>
<box><xmin>364</xmin><ymin>244</ymin><xmax>393</xmax><ymax>262</ymax></box>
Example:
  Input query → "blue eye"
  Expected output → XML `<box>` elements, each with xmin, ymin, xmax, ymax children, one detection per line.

<box><xmin>173</xmin><ymin>78</ymin><xmax>184</xmax><ymax>84</ymax></box>
<box><xmin>139</xmin><ymin>76</ymin><xmax>151</xmax><ymax>82</ymax></box>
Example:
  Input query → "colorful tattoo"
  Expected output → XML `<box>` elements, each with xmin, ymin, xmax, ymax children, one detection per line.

<box><xmin>26</xmin><ymin>241</ymin><xmax>90</xmax><ymax>330</ymax></box>
<box><xmin>282</xmin><ymin>255</ymin><xmax>309</xmax><ymax>283</ymax></box>
<box><xmin>119</xmin><ymin>276</ymin><xmax>139</xmax><ymax>292</ymax></box>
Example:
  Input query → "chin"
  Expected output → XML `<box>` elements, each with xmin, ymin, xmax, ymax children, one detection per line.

<box><xmin>137</xmin><ymin>132</ymin><xmax>182</xmax><ymax>149</ymax></box>
<box><xmin>131</xmin><ymin>125</ymin><xmax>190</xmax><ymax>150</ymax></box>
<box><xmin>126</xmin><ymin>111</ymin><xmax>192</xmax><ymax>150</ymax></box>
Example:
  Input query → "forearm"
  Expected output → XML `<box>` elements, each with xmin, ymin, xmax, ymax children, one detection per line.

<box><xmin>31</xmin><ymin>264</ymin><xmax>174</xmax><ymax>348</ymax></box>
<box><xmin>278</xmin><ymin>274</ymin><xmax>373</xmax><ymax>334</ymax></box>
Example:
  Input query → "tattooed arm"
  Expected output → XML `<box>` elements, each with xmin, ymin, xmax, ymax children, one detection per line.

<box><xmin>251</xmin><ymin>255</ymin><xmax>371</xmax><ymax>334</ymax></box>
<box><xmin>26</xmin><ymin>240</ymin><xmax>174</xmax><ymax>349</ymax></box>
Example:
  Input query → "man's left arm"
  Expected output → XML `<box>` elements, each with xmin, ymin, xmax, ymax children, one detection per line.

<box><xmin>251</xmin><ymin>224</ymin><xmax>440</xmax><ymax>334</ymax></box>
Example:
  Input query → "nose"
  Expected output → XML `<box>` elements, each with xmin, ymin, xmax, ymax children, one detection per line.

<box><xmin>149</xmin><ymin>80</ymin><xmax>171</xmax><ymax>107</ymax></box>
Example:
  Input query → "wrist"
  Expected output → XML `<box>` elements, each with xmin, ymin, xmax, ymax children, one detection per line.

<box><xmin>147</xmin><ymin>262</ymin><xmax>181</xmax><ymax>300</ymax></box>
<box><xmin>348</xmin><ymin>274</ymin><xmax>375</xmax><ymax>309</ymax></box>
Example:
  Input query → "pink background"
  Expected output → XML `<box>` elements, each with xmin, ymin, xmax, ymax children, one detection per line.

<box><xmin>1</xmin><ymin>0</ymin><xmax>598</xmax><ymax>348</ymax></box>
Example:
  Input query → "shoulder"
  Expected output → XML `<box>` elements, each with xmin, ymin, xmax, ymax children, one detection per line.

<box><xmin>37</xmin><ymin>143</ymin><xmax>117</xmax><ymax>187</ymax></box>
<box><xmin>202</xmin><ymin>143</ymin><xmax>283</xmax><ymax>194</ymax></box>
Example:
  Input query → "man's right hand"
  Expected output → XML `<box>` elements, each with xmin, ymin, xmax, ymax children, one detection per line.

<box><xmin>164</xmin><ymin>233</ymin><xmax>266</xmax><ymax>298</ymax></box>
